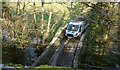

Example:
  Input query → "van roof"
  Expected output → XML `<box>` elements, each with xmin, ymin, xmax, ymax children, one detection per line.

<box><xmin>69</xmin><ymin>21</ymin><xmax>84</xmax><ymax>25</ymax></box>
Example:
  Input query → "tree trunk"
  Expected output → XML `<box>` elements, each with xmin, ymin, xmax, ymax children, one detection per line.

<box><xmin>41</xmin><ymin>1</ymin><xmax>44</xmax><ymax>43</ymax></box>
<box><xmin>16</xmin><ymin>1</ymin><xmax>20</xmax><ymax>20</ymax></box>
<box><xmin>118</xmin><ymin>2</ymin><xmax>120</xmax><ymax>66</ymax></box>
<box><xmin>23</xmin><ymin>2</ymin><xmax>25</xmax><ymax>14</ymax></box>
<box><xmin>8</xmin><ymin>4</ymin><xmax>13</xmax><ymax>45</ymax></box>
<box><xmin>45</xmin><ymin>11</ymin><xmax>52</xmax><ymax>41</ymax></box>
<box><xmin>16</xmin><ymin>2</ymin><xmax>19</xmax><ymax>15</ymax></box>
<box><xmin>69</xmin><ymin>0</ymin><xmax>72</xmax><ymax>19</ymax></box>
<box><xmin>33</xmin><ymin>2</ymin><xmax>38</xmax><ymax>49</ymax></box>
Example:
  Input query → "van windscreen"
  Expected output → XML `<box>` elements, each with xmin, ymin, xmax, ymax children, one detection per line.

<box><xmin>67</xmin><ymin>24</ymin><xmax>79</xmax><ymax>31</ymax></box>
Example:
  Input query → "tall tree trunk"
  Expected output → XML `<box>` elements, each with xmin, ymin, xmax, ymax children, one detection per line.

<box><xmin>33</xmin><ymin>2</ymin><xmax>38</xmax><ymax>49</ymax></box>
<box><xmin>16</xmin><ymin>0</ymin><xmax>20</xmax><ymax>20</ymax></box>
<box><xmin>16</xmin><ymin>2</ymin><xmax>19</xmax><ymax>15</ymax></box>
<box><xmin>118</xmin><ymin>2</ymin><xmax>120</xmax><ymax>66</ymax></box>
<box><xmin>45</xmin><ymin>11</ymin><xmax>52</xmax><ymax>41</ymax></box>
<box><xmin>8</xmin><ymin>4</ymin><xmax>13</xmax><ymax>45</ymax></box>
<box><xmin>0</xmin><ymin>2</ymin><xmax>2</xmax><ymax>64</ymax></box>
<box><xmin>23</xmin><ymin>2</ymin><xmax>25</xmax><ymax>14</ymax></box>
<box><xmin>69</xmin><ymin>0</ymin><xmax>72</xmax><ymax>19</ymax></box>
<box><xmin>41</xmin><ymin>0</ymin><xmax>44</xmax><ymax>43</ymax></box>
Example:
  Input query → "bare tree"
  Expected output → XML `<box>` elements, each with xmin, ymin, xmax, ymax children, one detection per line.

<box><xmin>45</xmin><ymin>11</ymin><xmax>52</xmax><ymax>41</ymax></box>
<box><xmin>33</xmin><ymin>2</ymin><xmax>38</xmax><ymax>49</ymax></box>
<box><xmin>118</xmin><ymin>3</ymin><xmax>120</xmax><ymax>66</ymax></box>
<box><xmin>69</xmin><ymin>0</ymin><xmax>72</xmax><ymax>19</ymax></box>
<box><xmin>16</xmin><ymin>0</ymin><xmax>20</xmax><ymax>20</ymax></box>
<box><xmin>22</xmin><ymin>2</ymin><xmax>25</xmax><ymax>14</ymax></box>
<box><xmin>41</xmin><ymin>0</ymin><xmax>44</xmax><ymax>43</ymax></box>
<box><xmin>2</xmin><ymin>3</ymin><xmax>13</xmax><ymax>45</ymax></box>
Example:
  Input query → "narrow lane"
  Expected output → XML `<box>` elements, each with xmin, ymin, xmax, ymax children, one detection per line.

<box><xmin>49</xmin><ymin>37</ymin><xmax>70</xmax><ymax>66</ymax></box>
<box><xmin>55</xmin><ymin>38</ymin><xmax>80</xmax><ymax>67</ymax></box>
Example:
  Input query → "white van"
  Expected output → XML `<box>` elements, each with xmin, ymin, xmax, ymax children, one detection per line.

<box><xmin>65</xmin><ymin>17</ymin><xmax>87</xmax><ymax>38</ymax></box>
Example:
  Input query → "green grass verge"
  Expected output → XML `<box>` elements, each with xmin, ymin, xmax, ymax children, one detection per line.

<box><xmin>36</xmin><ymin>65</ymin><xmax>70</xmax><ymax>68</ymax></box>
